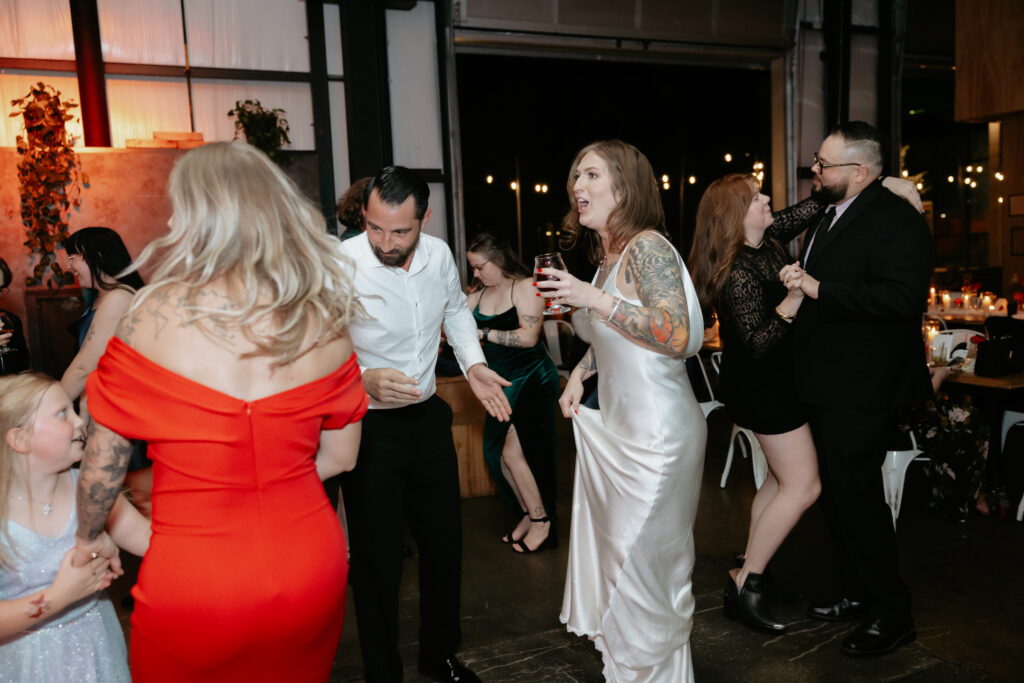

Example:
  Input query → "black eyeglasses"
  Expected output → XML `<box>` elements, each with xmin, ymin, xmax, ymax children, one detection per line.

<box><xmin>812</xmin><ymin>152</ymin><xmax>863</xmax><ymax>171</ymax></box>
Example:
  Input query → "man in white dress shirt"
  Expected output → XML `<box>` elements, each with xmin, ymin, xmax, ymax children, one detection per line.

<box><xmin>338</xmin><ymin>166</ymin><xmax>511</xmax><ymax>683</ymax></box>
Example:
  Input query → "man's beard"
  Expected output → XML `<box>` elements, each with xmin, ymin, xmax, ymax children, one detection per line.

<box><xmin>810</xmin><ymin>176</ymin><xmax>848</xmax><ymax>205</ymax></box>
<box><xmin>372</xmin><ymin>232</ymin><xmax>419</xmax><ymax>267</ymax></box>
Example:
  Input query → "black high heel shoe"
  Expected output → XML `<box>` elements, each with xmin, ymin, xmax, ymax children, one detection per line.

<box><xmin>732</xmin><ymin>556</ymin><xmax>803</xmax><ymax>604</ymax></box>
<box><xmin>502</xmin><ymin>513</ymin><xmax>529</xmax><ymax>544</ymax></box>
<box><xmin>511</xmin><ymin>516</ymin><xmax>557</xmax><ymax>553</ymax></box>
<box><xmin>723</xmin><ymin>573</ymin><xmax>787</xmax><ymax>633</ymax></box>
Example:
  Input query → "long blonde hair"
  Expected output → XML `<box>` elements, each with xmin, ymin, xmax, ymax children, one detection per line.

<box><xmin>0</xmin><ymin>373</ymin><xmax>58</xmax><ymax>569</ymax></box>
<box><xmin>128</xmin><ymin>142</ymin><xmax>364</xmax><ymax>367</ymax></box>
<box><xmin>560</xmin><ymin>140</ymin><xmax>666</xmax><ymax>266</ymax></box>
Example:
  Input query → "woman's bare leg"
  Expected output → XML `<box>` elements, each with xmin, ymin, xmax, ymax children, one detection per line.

<box><xmin>735</xmin><ymin>424</ymin><xmax>820</xmax><ymax>588</ymax></box>
<box><xmin>500</xmin><ymin>426</ymin><xmax>550</xmax><ymax>551</ymax></box>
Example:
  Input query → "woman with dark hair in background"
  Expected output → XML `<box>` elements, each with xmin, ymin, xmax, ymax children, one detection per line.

<box><xmin>336</xmin><ymin>177</ymin><xmax>371</xmax><ymax>241</ymax></box>
<box><xmin>59</xmin><ymin>227</ymin><xmax>152</xmax><ymax>515</ymax></box>
<box><xmin>0</xmin><ymin>258</ymin><xmax>30</xmax><ymax>376</ymax></box>
<box><xmin>466</xmin><ymin>232</ymin><xmax>560</xmax><ymax>552</ymax></box>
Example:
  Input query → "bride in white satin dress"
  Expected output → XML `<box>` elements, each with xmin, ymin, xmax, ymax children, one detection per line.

<box><xmin>537</xmin><ymin>140</ymin><xmax>706</xmax><ymax>682</ymax></box>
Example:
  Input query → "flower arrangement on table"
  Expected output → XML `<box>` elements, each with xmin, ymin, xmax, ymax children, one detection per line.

<box><xmin>899</xmin><ymin>396</ymin><xmax>988</xmax><ymax>522</ymax></box>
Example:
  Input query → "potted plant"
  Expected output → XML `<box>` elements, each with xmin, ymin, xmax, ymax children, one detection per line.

<box><xmin>9</xmin><ymin>82</ymin><xmax>85</xmax><ymax>287</ymax></box>
<box><xmin>227</xmin><ymin>99</ymin><xmax>291</xmax><ymax>165</ymax></box>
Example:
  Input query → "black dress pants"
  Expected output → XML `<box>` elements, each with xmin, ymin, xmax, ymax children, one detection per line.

<box><xmin>341</xmin><ymin>395</ymin><xmax>463</xmax><ymax>683</ymax></box>
<box><xmin>809</xmin><ymin>403</ymin><xmax>912</xmax><ymax>621</ymax></box>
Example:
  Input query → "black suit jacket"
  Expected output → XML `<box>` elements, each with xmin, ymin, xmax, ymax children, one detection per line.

<box><xmin>794</xmin><ymin>179</ymin><xmax>932</xmax><ymax>409</ymax></box>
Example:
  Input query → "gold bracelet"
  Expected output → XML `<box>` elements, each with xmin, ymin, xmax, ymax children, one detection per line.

<box><xmin>775</xmin><ymin>306</ymin><xmax>795</xmax><ymax>322</ymax></box>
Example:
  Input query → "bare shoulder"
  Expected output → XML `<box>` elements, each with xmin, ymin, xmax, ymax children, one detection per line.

<box><xmin>96</xmin><ymin>287</ymin><xmax>136</xmax><ymax>315</ymax></box>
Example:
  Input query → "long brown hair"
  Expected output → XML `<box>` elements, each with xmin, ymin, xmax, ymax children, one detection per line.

<box><xmin>688</xmin><ymin>173</ymin><xmax>761</xmax><ymax>316</ymax></box>
<box><xmin>560</xmin><ymin>140</ymin><xmax>665</xmax><ymax>266</ymax></box>
<box><xmin>466</xmin><ymin>232</ymin><xmax>531</xmax><ymax>292</ymax></box>
<box><xmin>0</xmin><ymin>373</ymin><xmax>58</xmax><ymax>569</ymax></box>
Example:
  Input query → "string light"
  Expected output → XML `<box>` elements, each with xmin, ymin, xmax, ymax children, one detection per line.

<box><xmin>688</xmin><ymin>176</ymin><xmax>696</xmax><ymax>185</ymax></box>
<box><xmin>901</xmin><ymin>170</ymin><xmax>909</xmax><ymax>178</ymax></box>
<box><xmin>947</xmin><ymin>176</ymin><xmax>955</xmax><ymax>183</ymax></box>
<box><xmin>510</xmin><ymin>181</ymin><xmax>518</xmax><ymax>191</ymax></box>
<box><xmin>486</xmin><ymin>175</ymin><xmax>493</xmax><ymax>184</ymax></box>
<box><xmin>724</xmin><ymin>153</ymin><xmax>732</xmax><ymax>162</ymax></box>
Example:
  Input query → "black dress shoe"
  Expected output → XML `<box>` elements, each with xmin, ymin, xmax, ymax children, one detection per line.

<box><xmin>418</xmin><ymin>655</ymin><xmax>481</xmax><ymax>683</ymax></box>
<box><xmin>807</xmin><ymin>597</ymin><xmax>868</xmax><ymax>622</ymax></box>
<box><xmin>841</xmin><ymin>617</ymin><xmax>916</xmax><ymax>656</ymax></box>
<box><xmin>723</xmin><ymin>573</ymin><xmax>787</xmax><ymax>633</ymax></box>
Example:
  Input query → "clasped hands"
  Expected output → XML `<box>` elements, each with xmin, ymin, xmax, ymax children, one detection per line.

<box><xmin>71</xmin><ymin>532</ymin><xmax>123</xmax><ymax>590</ymax></box>
<box><xmin>779</xmin><ymin>262</ymin><xmax>820</xmax><ymax>300</ymax></box>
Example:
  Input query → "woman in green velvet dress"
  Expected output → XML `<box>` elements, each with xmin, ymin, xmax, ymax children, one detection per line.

<box><xmin>467</xmin><ymin>233</ymin><xmax>560</xmax><ymax>552</ymax></box>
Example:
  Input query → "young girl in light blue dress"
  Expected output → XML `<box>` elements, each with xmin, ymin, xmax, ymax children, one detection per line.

<box><xmin>0</xmin><ymin>373</ymin><xmax>150</xmax><ymax>681</ymax></box>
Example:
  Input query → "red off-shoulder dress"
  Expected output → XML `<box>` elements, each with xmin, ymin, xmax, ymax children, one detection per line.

<box><xmin>86</xmin><ymin>337</ymin><xmax>368</xmax><ymax>682</ymax></box>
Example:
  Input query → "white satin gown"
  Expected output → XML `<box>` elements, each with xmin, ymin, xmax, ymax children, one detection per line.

<box><xmin>560</xmin><ymin>233</ymin><xmax>706</xmax><ymax>682</ymax></box>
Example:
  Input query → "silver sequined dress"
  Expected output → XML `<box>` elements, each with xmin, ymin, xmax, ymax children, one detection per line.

<box><xmin>0</xmin><ymin>470</ymin><xmax>130</xmax><ymax>682</ymax></box>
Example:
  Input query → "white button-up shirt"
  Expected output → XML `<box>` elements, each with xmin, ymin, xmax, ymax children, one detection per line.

<box><xmin>339</xmin><ymin>232</ymin><xmax>485</xmax><ymax>410</ymax></box>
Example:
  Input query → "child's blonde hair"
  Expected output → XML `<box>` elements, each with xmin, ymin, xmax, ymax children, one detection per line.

<box><xmin>0</xmin><ymin>373</ymin><xmax>59</xmax><ymax>569</ymax></box>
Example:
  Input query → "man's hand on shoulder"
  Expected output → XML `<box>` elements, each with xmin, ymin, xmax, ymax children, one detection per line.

<box><xmin>466</xmin><ymin>363</ymin><xmax>512</xmax><ymax>422</ymax></box>
<box><xmin>363</xmin><ymin>368</ymin><xmax>422</xmax><ymax>406</ymax></box>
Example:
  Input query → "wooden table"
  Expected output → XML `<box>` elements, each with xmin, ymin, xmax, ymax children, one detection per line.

<box><xmin>946</xmin><ymin>369</ymin><xmax>1024</xmax><ymax>391</ymax></box>
<box><xmin>434</xmin><ymin>375</ymin><xmax>497</xmax><ymax>499</ymax></box>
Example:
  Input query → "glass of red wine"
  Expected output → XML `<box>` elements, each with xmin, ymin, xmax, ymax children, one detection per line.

<box><xmin>534</xmin><ymin>253</ymin><xmax>570</xmax><ymax>315</ymax></box>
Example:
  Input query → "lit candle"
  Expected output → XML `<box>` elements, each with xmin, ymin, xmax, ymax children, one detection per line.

<box><xmin>941</xmin><ymin>292</ymin><xmax>951</xmax><ymax>308</ymax></box>
<box><xmin>929</xmin><ymin>287</ymin><xmax>936</xmax><ymax>306</ymax></box>
<box><xmin>983</xmin><ymin>294</ymin><xmax>993</xmax><ymax>309</ymax></box>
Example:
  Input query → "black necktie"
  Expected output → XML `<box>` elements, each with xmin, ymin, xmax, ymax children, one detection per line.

<box><xmin>804</xmin><ymin>207</ymin><xmax>836</xmax><ymax>267</ymax></box>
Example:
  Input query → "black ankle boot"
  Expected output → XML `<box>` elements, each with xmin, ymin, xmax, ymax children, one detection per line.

<box><xmin>723</xmin><ymin>573</ymin><xmax>787</xmax><ymax>633</ymax></box>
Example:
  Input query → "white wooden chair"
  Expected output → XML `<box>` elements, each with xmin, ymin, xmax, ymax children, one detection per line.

<box><xmin>882</xmin><ymin>430</ymin><xmax>926</xmax><ymax>528</ymax></box>
<box><xmin>709</xmin><ymin>352</ymin><xmax>767</xmax><ymax>490</ymax></box>
<box><xmin>999</xmin><ymin>411</ymin><xmax>1024</xmax><ymax>521</ymax></box>
<box><xmin>542</xmin><ymin>319</ymin><xmax>574</xmax><ymax>379</ymax></box>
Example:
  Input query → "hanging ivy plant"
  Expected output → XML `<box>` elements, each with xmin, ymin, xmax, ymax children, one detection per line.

<box><xmin>9</xmin><ymin>82</ymin><xmax>85</xmax><ymax>287</ymax></box>
<box><xmin>228</xmin><ymin>99</ymin><xmax>291</xmax><ymax>166</ymax></box>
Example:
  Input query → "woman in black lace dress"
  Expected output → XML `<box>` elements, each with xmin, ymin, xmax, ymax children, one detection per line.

<box><xmin>689</xmin><ymin>174</ymin><xmax>824</xmax><ymax>633</ymax></box>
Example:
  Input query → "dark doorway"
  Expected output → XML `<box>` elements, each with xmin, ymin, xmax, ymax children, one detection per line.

<box><xmin>456</xmin><ymin>53</ymin><xmax>771</xmax><ymax>275</ymax></box>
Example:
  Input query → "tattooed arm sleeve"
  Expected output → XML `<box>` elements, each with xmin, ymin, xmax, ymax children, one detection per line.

<box><xmin>76</xmin><ymin>421</ymin><xmax>134</xmax><ymax>542</ymax></box>
<box><xmin>607</xmin><ymin>232</ymin><xmax>691</xmax><ymax>354</ymax></box>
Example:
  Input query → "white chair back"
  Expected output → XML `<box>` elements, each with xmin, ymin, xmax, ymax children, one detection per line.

<box><xmin>932</xmin><ymin>328</ymin><xmax>976</xmax><ymax>362</ymax></box>
<box><xmin>542</xmin><ymin>319</ymin><xmax>575</xmax><ymax>378</ymax></box>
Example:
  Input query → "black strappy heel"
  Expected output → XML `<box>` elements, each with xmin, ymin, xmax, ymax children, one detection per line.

<box><xmin>501</xmin><ymin>513</ymin><xmax>529</xmax><ymax>544</ymax></box>
<box><xmin>511</xmin><ymin>516</ymin><xmax>557</xmax><ymax>553</ymax></box>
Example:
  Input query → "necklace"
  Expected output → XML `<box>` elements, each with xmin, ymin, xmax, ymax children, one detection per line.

<box><xmin>744</xmin><ymin>238</ymin><xmax>764</xmax><ymax>249</ymax></box>
<box><xmin>14</xmin><ymin>474</ymin><xmax>61</xmax><ymax>516</ymax></box>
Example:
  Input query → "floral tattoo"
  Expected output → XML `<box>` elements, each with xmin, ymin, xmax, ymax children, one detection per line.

<box><xmin>608</xmin><ymin>232</ymin><xmax>690</xmax><ymax>354</ymax></box>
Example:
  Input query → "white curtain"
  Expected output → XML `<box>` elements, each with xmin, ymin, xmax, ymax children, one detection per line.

<box><xmin>386</xmin><ymin>2</ymin><xmax>444</xmax><ymax>171</ymax></box>
<box><xmin>191</xmin><ymin>79</ymin><xmax>314</xmax><ymax>150</ymax></box>
<box><xmin>0</xmin><ymin>0</ymin><xmax>75</xmax><ymax>60</ymax></box>
<box><xmin>426</xmin><ymin>182</ymin><xmax>448</xmax><ymax>241</ymax></box>
<box><xmin>98</xmin><ymin>0</ymin><xmax>185</xmax><ymax>65</ymax></box>
<box><xmin>324</xmin><ymin>3</ymin><xmax>344</xmax><ymax>77</ymax></box>
<box><xmin>184</xmin><ymin>0</ymin><xmax>309</xmax><ymax>71</ymax></box>
<box><xmin>105</xmin><ymin>76</ymin><xmax>192</xmax><ymax>147</ymax></box>
<box><xmin>329</xmin><ymin>81</ymin><xmax>351</xmax><ymax>199</ymax></box>
<box><xmin>0</xmin><ymin>72</ymin><xmax>83</xmax><ymax>148</ymax></box>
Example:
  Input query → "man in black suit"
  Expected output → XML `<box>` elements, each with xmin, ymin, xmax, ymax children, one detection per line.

<box><xmin>780</xmin><ymin>121</ymin><xmax>932</xmax><ymax>656</ymax></box>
